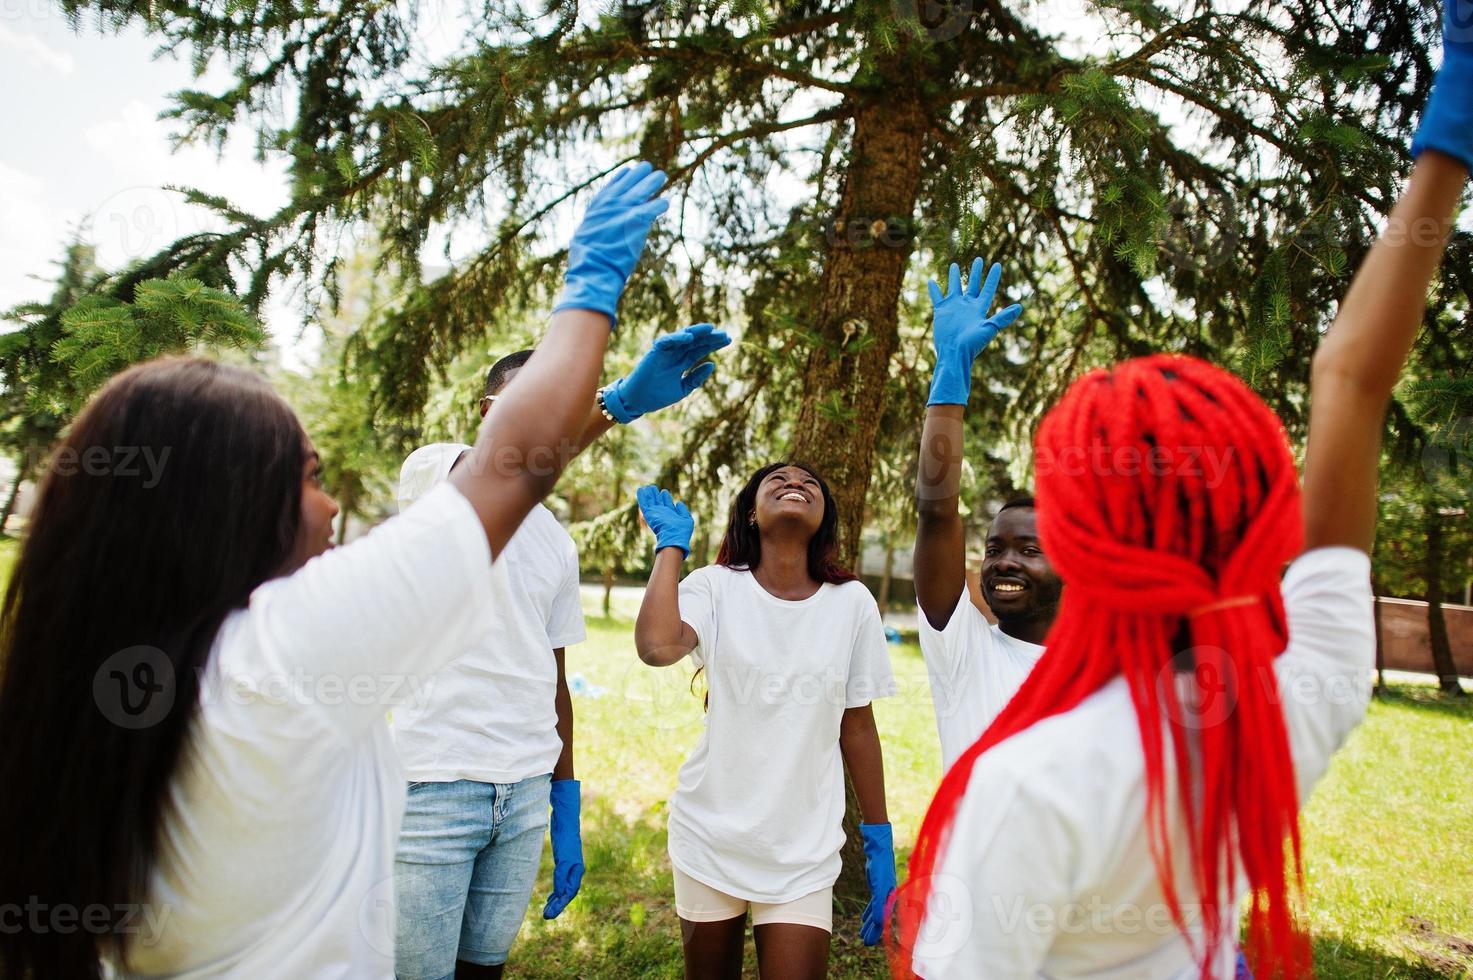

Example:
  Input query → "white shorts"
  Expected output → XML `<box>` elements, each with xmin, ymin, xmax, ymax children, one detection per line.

<box><xmin>672</xmin><ymin>866</ymin><xmax>833</xmax><ymax>932</ymax></box>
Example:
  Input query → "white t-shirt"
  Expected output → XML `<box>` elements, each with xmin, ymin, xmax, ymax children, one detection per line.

<box><xmin>913</xmin><ymin>547</ymin><xmax>1375</xmax><ymax>979</ymax></box>
<box><xmin>668</xmin><ymin>565</ymin><xmax>897</xmax><ymax>903</ymax></box>
<box><xmin>124</xmin><ymin>483</ymin><xmax>494</xmax><ymax>979</ymax></box>
<box><xmin>389</xmin><ymin>444</ymin><xmax>585</xmax><ymax>784</ymax></box>
<box><xmin>918</xmin><ymin>592</ymin><xmax>1046</xmax><ymax>770</ymax></box>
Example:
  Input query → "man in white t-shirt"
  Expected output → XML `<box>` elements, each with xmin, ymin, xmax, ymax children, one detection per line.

<box><xmin>916</xmin><ymin>496</ymin><xmax>1062</xmax><ymax>769</ymax></box>
<box><xmin>913</xmin><ymin>259</ymin><xmax>1061</xmax><ymax>769</ymax></box>
<box><xmin>392</xmin><ymin>326</ymin><xmax>730</xmax><ymax>980</ymax></box>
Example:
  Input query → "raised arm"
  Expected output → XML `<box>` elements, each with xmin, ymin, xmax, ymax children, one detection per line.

<box><xmin>633</xmin><ymin>486</ymin><xmax>699</xmax><ymax>666</ymax></box>
<box><xmin>451</xmin><ymin>163</ymin><xmax>668</xmax><ymax>557</ymax></box>
<box><xmin>914</xmin><ymin>259</ymin><xmax>1023</xmax><ymax>629</ymax></box>
<box><xmin>1304</xmin><ymin>7</ymin><xmax>1470</xmax><ymax>553</ymax></box>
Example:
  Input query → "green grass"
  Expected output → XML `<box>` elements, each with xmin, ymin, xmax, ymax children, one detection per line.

<box><xmin>1301</xmin><ymin>687</ymin><xmax>1473</xmax><ymax>979</ymax></box>
<box><xmin>505</xmin><ymin>591</ymin><xmax>1473</xmax><ymax>978</ymax></box>
<box><xmin>0</xmin><ymin>537</ymin><xmax>16</xmax><ymax>586</ymax></box>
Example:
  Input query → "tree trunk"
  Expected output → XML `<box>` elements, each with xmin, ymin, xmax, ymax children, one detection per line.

<box><xmin>604</xmin><ymin>459</ymin><xmax>630</xmax><ymax>617</ymax></box>
<box><xmin>336</xmin><ymin>486</ymin><xmax>358</xmax><ymax>547</ymax></box>
<box><xmin>1371</xmin><ymin>575</ymin><xmax>1386</xmax><ymax>699</ymax></box>
<box><xmin>789</xmin><ymin>99</ymin><xmax>928</xmax><ymax>565</ymax></box>
<box><xmin>789</xmin><ymin>84</ymin><xmax>929</xmax><ymax>904</ymax></box>
<box><xmin>1424</xmin><ymin>508</ymin><xmax>1465</xmax><ymax>696</ymax></box>
<box><xmin>0</xmin><ymin>458</ymin><xmax>30</xmax><ymax>537</ymax></box>
<box><xmin>877</xmin><ymin>537</ymin><xmax>895</xmax><ymax>614</ymax></box>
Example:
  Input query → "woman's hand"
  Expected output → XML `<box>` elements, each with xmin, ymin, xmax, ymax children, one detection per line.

<box><xmin>636</xmin><ymin>485</ymin><xmax>695</xmax><ymax>557</ymax></box>
<box><xmin>553</xmin><ymin>162</ymin><xmax>671</xmax><ymax>329</ymax></box>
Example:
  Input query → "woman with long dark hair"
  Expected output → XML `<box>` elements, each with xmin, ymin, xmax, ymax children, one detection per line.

<box><xmin>0</xmin><ymin>162</ymin><xmax>669</xmax><ymax>979</ymax></box>
<box><xmin>893</xmin><ymin>9</ymin><xmax>1472</xmax><ymax>977</ymax></box>
<box><xmin>634</xmin><ymin>463</ymin><xmax>897</xmax><ymax>979</ymax></box>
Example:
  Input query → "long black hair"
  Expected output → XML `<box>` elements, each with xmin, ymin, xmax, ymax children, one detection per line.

<box><xmin>714</xmin><ymin>460</ymin><xmax>856</xmax><ymax>585</ymax></box>
<box><xmin>0</xmin><ymin>358</ymin><xmax>306</xmax><ymax>978</ymax></box>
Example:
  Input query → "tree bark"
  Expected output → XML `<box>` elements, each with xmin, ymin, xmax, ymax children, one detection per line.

<box><xmin>336</xmin><ymin>485</ymin><xmax>358</xmax><ymax>546</ymax></box>
<box><xmin>0</xmin><ymin>458</ymin><xmax>30</xmax><ymax>537</ymax></box>
<box><xmin>1371</xmin><ymin>574</ymin><xmax>1386</xmax><ymax>698</ymax></box>
<box><xmin>877</xmin><ymin>538</ymin><xmax>895</xmax><ymax>614</ymax></box>
<box><xmin>789</xmin><ymin>95</ymin><xmax>929</xmax><ymax>566</ymax></box>
<box><xmin>1424</xmin><ymin>507</ymin><xmax>1465</xmax><ymax>696</ymax></box>
<box><xmin>789</xmin><ymin>85</ymin><xmax>930</xmax><ymax>904</ymax></box>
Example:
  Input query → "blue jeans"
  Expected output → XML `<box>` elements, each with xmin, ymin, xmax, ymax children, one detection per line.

<box><xmin>393</xmin><ymin>775</ymin><xmax>552</xmax><ymax>979</ymax></box>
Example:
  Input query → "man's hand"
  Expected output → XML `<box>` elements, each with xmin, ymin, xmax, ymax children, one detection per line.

<box><xmin>601</xmin><ymin>323</ymin><xmax>733</xmax><ymax>423</ymax></box>
<box><xmin>926</xmin><ymin>257</ymin><xmax>1023</xmax><ymax>407</ymax></box>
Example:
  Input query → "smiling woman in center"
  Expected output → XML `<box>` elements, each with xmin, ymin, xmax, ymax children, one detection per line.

<box><xmin>632</xmin><ymin>462</ymin><xmax>898</xmax><ymax>979</ymax></box>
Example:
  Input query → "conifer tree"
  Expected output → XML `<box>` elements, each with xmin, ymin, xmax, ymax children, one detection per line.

<box><xmin>52</xmin><ymin>0</ymin><xmax>1468</xmax><ymax>558</ymax></box>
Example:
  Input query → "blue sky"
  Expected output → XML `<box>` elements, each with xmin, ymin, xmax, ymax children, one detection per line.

<box><xmin>0</xmin><ymin>12</ymin><xmax>293</xmax><ymax>308</ymax></box>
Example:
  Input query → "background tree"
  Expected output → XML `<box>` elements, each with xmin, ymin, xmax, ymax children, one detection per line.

<box><xmin>49</xmin><ymin>0</ymin><xmax>1469</xmax><ymax>544</ymax></box>
<box><xmin>283</xmin><ymin>247</ymin><xmax>415</xmax><ymax>542</ymax></box>
<box><xmin>2</xmin><ymin>246</ymin><xmax>265</xmax><ymax>533</ymax></box>
<box><xmin>0</xmin><ymin>242</ymin><xmax>99</xmax><ymax>533</ymax></box>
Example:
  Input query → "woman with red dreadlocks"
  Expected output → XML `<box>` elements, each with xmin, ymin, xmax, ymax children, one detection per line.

<box><xmin>893</xmin><ymin>4</ymin><xmax>1472</xmax><ymax>978</ymax></box>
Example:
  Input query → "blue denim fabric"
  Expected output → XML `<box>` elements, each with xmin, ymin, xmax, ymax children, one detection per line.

<box><xmin>393</xmin><ymin>775</ymin><xmax>552</xmax><ymax>979</ymax></box>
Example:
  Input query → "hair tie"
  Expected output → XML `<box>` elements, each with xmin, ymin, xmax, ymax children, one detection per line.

<box><xmin>1188</xmin><ymin>594</ymin><xmax>1261</xmax><ymax>619</ymax></box>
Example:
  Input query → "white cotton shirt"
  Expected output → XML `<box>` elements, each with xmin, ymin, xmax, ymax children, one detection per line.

<box><xmin>123</xmin><ymin>483</ymin><xmax>494</xmax><ymax>979</ymax></box>
<box><xmin>389</xmin><ymin>443</ymin><xmax>586</xmax><ymax>784</ymax></box>
<box><xmin>918</xmin><ymin>592</ymin><xmax>1046</xmax><ymax>770</ymax></box>
<box><xmin>667</xmin><ymin>565</ymin><xmax>897</xmax><ymax>903</ymax></box>
<box><xmin>912</xmin><ymin>547</ymin><xmax>1376</xmax><ymax>979</ymax></box>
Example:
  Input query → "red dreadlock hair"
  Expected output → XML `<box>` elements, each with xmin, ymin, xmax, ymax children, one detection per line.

<box><xmin>893</xmin><ymin>354</ymin><xmax>1308</xmax><ymax>980</ymax></box>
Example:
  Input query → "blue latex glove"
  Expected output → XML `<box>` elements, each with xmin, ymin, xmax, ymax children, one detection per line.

<box><xmin>636</xmin><ymin>485</ymin><xmax>695</xmax><ymax>557</ymax></box>
<box><xmin>859</xmin><ymin>822</ymin><xmax>897</xmax><ymax>947</ymax></box>
<box><xmin>1412</xmin><ymin>1</ymin><xmax>1473</xmax><ymax>170</ymax></box>
<box><xmin>543</xmin><ymin>779</ymin><xmax>584</xmax><ymax>919</ymax></box>
<box><xmin>553</xmin><ymin>162</ymin><xmax>670</xmax><ymax>329</ymax></box>
<box><xmin>602</xmin><ymin>323</ymin><xmax>733</xmax><ymax>423</ymax></box>
<box><xmin>926</xmin><ymin>257</ymin><xmax>1024</xmax><ymax>406</ymax></box>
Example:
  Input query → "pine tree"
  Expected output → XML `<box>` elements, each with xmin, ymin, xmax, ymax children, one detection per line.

<box><xmin>1</xmin><ymin>247</ymin><xmax>267</xmax><ymax>528</ymax></box>
<box><xmin>52</xmin><ymin>0</ymin><xmax>1469</xmax><ymax>547</ymax></box>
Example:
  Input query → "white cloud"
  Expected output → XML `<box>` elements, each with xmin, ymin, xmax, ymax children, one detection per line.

<box><xmin>0</xmin><ymin>22</ymin><xmax>74</xmax><ymax>75</ymax></box>
<box><xmin>0</xmin><ymin>162</ymin><xmax>73</xmax><ymax>309</ymax></box>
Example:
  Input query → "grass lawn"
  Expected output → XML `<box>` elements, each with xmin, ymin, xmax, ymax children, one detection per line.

<box><xmin>503</xmin><ymin>589</ymin><xmax>1473</xmax><ymax>978</ymax></box>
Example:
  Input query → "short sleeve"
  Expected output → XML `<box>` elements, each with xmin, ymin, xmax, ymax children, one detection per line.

<box><xmin>546</xmin><ymin>542</ymin><xmax>587</xmax><ymax>649</ymax></box>
<box><xmin>241</xmin><ymin>482</ymin><xmax>494</xmax><ymax>733</ymax></box>
<box><xmin>398</xmin><ymin>443</ymin><xmax>471</xmax><ymax>511</ymax></box>
<box><xmin>912</xmin><ymin>761</ymin><xmax>1071</xmax><ymax>978</ymax></box>
<box><xmin>1275</xmin><ymin>547</ymin><xmax>1376</xmax><ymax>798</ymax></box>
<box><xmin>677</xmin><ymin>566</ymin><xmax>720</xmax><ymax>669</ymax></box>
<box><xmin>917</xmin><ymin>589</ymin><xmax>994</xmax><ymax>691</ymax></box>
<box><xmin>845</xmin><ymin>588</ymin><xmax>898</xmax><ymax>708</ymax></box>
